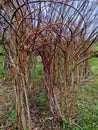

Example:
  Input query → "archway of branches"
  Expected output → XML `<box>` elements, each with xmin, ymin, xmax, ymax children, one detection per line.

<box><xmin>0</xmin><ymin>0</ymin><xmax>98</xmax><ymax>129</ymax></box>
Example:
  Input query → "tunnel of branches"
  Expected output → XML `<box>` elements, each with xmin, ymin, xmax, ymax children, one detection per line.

<box><xmin>0</xmin><ymin>0</ymin><xmax>98</xmax><ymax>129</ymax></box>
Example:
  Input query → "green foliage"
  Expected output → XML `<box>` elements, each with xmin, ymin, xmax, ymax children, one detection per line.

<box><xmin>34</xmin><ymin>67</ymin><xmax>43</xmax><ymax>76</ymax></box>
<box><xmin>9</xmin><ymin>108</ymin><xmax>16</xmax><ymax>120</ymax></box>
<box><xmin>39</xmin><ymin>92</ymin><xmax>46</xmax><ymax>102</ymax></box>
<box><xmin>25</xmin><ymin>128</ymin><xmax>29</xmax><ymax>130</ymax></box>
<box><xmin>62</xmin><ymin>119</ymin><xmax>67</xmax><ymax>129</ymax></box>
<box><xmin>9</xmin><ymin>108</ymin><xmax>17</xmax><ymax>129</ymax></box>
<box><xmin>33</xmin><ymin>56</ymin><xmax>43</xmax><ymax>85</ymax></box>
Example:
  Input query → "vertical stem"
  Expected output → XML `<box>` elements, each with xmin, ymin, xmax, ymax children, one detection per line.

<box><xmin>22</xmin><ymin>73</ymin><xmax>32</xmax><ymax>130</ymax></box>
<box><xmin>64</xmin><ymin>52</ymin><xmax>69</xmax><ymax>120</ymax></box>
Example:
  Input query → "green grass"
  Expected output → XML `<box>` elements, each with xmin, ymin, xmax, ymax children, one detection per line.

<box><xmin>90</xmin><ymin>43</ymin><xmax>98</xmax><ymax>76</ymax></box>
<box><xmin>92</xmin><ymin>43</ymin><xmax>98</xmax><ymax>51</ymax></box>
<box><xmin>33</xmin><ymin>56</ymin><xmax>43</xmax><ymax>85</ymax></box>
<box><xmin>38</xmin><ymin>91</ymin><xmax>49</xmax><ymax>111</ymax></box>
<box><xmin>74</xmin><ymin>83</ymin><xmax>98</xmax><ymax>130</ymax></box>
<box><xmin>90</xmin><ymin>57</ymin><xmax>98</xmax><ymax>76</ymax></box>
<box><xmin>72</xmin><ymin>56</ymin><xmax>98</xmax><ymax>130</ymax></box>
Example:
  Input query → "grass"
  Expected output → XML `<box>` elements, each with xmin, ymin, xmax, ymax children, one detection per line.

<box><xmin>90</xmin><ymin>57</ymin><xmax>98</xmax><ymax>76</ymax></box>
<box><xmin>38</xmin><ymin>91</ymin><xmax>49</xmax><ymax>111</ymax></box>
<box><xmin>92</xmin><ymin>43</ymin><xmax>98</xmax><ymax>51</ymax></box>
<box><xmin>90</xmin><ymin>43</ymin><xmax>98</xmax><ymax>76</ymax></box>
<box><xmin>71</xmin><ymin>45</ymin><xmax>98</xmax><ymax>130</ymax></box>
<box><xmin>33</xmin><ymin>56</ymin><xmax>43</xmax><ymax>85</ymax></box>
<box><xmin>0</xmin><ymin>84</ymin><xmax>16</xmax><ymax>129</ymax></box>
<box><xmin>74</xmin><ymin>82</ymin><xmax>98</xmax><ymax>130</ymax></box>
